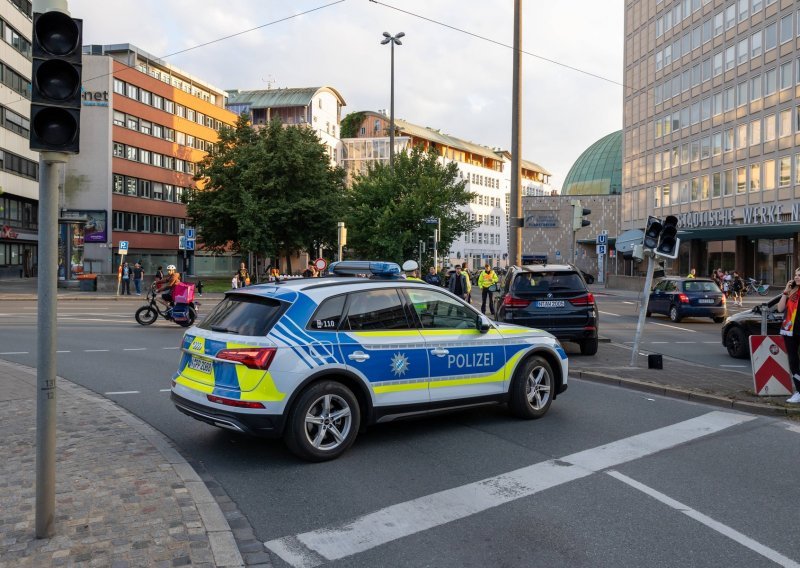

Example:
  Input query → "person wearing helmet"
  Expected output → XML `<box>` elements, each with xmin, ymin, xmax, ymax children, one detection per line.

<box><xmin>402</xmin><ymin>260</ymin><xmax>423</xmax><ymax>281</ymax></box>
<box><xmin>155</xmin><ymin>264</ymin><xmax>181</xmax><ymax>307</ymax></box>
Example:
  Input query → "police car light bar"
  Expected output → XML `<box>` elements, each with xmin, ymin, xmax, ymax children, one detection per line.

<box><xmin>328</xmin><ymin>261</ymin><xmax>402</xmax><ymax>278</ymax></box>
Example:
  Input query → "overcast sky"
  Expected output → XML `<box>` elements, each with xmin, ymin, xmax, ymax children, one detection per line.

<box><xmin>69</xmin><ymin>0</ymin><xmax>624</xmax><ymax>190</ymax></box>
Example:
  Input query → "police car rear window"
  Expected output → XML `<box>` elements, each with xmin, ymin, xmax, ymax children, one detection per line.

<box><xmin>198</xmin><ymin>295</ymin><xmax>285</xmax><ymax>336</ymax></box>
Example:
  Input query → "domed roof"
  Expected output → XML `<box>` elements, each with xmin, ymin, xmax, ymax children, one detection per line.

<box><xmin>562</xmin><ymin>130</ymin><xmax>622</xmax><ymax>195</ymax></box>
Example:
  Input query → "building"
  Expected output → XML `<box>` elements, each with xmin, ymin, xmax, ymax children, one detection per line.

<box><xmin>62</xmin><ymin>44</ymin><xmax>238</xmax><ymax>282</ymax></box>
<box><xmin>624</xmin><ymin>0</ymin><xmax>800</xmax><ymax>284</ymax></box>
<box><xmin>226</xmin><ymin>87</ymin><xmax>346</xmax><ymax>165</ymax></box>
<box><xmin>0</xmin><ymin>0</ymin><xmax>38</xmax><ymax>279</ymax></box>
<box><xmin>342</xmin><ymin>110</ymin><xmax>554</xmax><ymax>269</ymax></box>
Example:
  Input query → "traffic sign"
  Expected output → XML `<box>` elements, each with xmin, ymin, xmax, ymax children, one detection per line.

<box><xmin>186</xmin><ymin>239</ymin><xmax>195</xmax><ymax>251</ymax></box>
<box><xmin>314</xmin><ymin>258</ymin><xmax>328</xmax><ymax>272</ymax></box>
<box><xmin>750</xmin><ymin>335</ymin><xmax>793</xmax><ymax>396</ymax></box>
<box><xmin>186</xmin><ymin>227</ymin><xmax>195</xmax><ymax>239</ymax></box>
<box><xmin>596</xmin><ymin>244</ymin><xmax>607</xmax><ymax>255</ymax></box>
<box><xmin>596</xmin><ymin>234</ymin><xmax>607</xmax><ymax>245</ymax></box>
<box><xmin>178</xmin><ymin>236</ymin><xmax>186</xmax><ymax>250</ymax></box>
<box><xmin>118</xmin><ymin>240</ymin><xmax>128</xmax><ymax>255</ymax></box>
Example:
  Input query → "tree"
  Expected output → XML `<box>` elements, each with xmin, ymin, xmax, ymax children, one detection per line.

<box><xmin>343</xmin><ymin>145</ymin><xmax>477</xmax><ymax>265</ymax></box>
<box><xmin>189</xmin><ymin>115</ymin><xmax>346</xmax><ymax>271</ymax></box>
<box><xmin>339</xmin><ymin>111</ymin><xmax>366</xmax><ymax>139</ymax></box>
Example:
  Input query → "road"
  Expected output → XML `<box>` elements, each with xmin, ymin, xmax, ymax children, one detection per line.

<box><xmin>1</xmin><ymin>298</ymin><xmax>798</xmax><ymax>567</ymax></box>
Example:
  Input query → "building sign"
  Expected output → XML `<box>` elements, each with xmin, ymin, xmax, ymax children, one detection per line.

<box><xmin>60</xmin><ymin>210</ymin><xmax>108</xmax><ymax>242</ymax></box>
<box><xmin>523</xmin><ymin>210</ymin><xmax>558</xmax><ymax>228</ymax></box>
<box><xmin>678</xmin><ymin>203</ymin><xmax>800</xmax><ymax>229</ymax></box>
<box><xmin>81</xmin><ymin>88</ymin><xmax>109</xmax><ymax>107</ymax></box>
<box><xmin>0</xmin><ymin>225</ymin><xmax>18</xmax><ymax>239</ymax></box>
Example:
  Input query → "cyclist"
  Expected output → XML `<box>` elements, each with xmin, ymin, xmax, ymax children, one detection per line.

<box><xmin>155</xmin><ymin>264</ymin><xmax>181</xmax><ymax>308</ymax></box>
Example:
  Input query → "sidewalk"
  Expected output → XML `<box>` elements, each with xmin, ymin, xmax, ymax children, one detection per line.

<box><xmin>0</xmin><ymin>277</ymin><xmax>226</xmax><ymax>301</ymax></box>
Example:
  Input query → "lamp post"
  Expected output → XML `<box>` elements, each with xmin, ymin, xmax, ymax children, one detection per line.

<box><xmin>381</xmin><ymin>31</ymin><xmax>404</xmax><ymax>168</ymax></box>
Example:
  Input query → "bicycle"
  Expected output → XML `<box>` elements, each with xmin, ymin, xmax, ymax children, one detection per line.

<box><xmin>744</xmin><ymin>278</ymin><xmax>770</xmax><ymax>296</ymax></box>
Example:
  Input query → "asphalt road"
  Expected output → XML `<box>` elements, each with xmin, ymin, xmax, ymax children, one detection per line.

<box><xmin>1</xmin><ymin>299</ymin><xmax>799</xmax><ymax>567</ymax></box>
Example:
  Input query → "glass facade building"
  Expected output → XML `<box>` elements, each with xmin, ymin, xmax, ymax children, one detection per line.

<box><xmin>624</xmin><ymin>0</ymin><xmax>800</xmax><ymax>284</ymax></box>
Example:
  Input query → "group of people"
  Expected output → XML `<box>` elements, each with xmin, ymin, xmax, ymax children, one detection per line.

<box><xmin>119</xmin><ymin>261</ymin><xmax>146</xmax><ymax>295</ymax></box>
<box><xmin>705</xmin><ymin>267</ymin><xmax>746</xmax><ymax>307</ymax></box>
<box><xmin>440</xmin><ymin>263</ymin><xmax>500</xmax><ymax>316</ymax></box>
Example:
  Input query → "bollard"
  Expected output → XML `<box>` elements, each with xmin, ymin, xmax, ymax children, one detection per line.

<box><xmin>648</xmin><ymin>354</ymin><xmax>663</xmax><ymax>369</ymax></box>
<box><xmin>760</xmin><ymin>304</ymin><xmax>768</xmax><ymax>336</ymax></box>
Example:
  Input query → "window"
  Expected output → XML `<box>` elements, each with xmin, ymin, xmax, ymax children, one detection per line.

<box><xmin>724</xmin><ymin>3</ymin><xmax>736</xmax><ymax>29</ymax></box>
<box><xmin>126</xmin><ymin>146</ymin><xmax>137</xmax><ymax>161</ymax></box>
<box><xmin>724</xmin><ymin>87</ymin><xmax>735</xmax><ymax>112</ymax></box>
<box><xmin>113</xmin><ymin>111</ymin><xmax>125</xmax><ymax>126</ymax></box>
<box><xmin>140</xmin><ymin>214</ymin><xmax>150</xmax><ymax>233</ymax></box>
<box><xmin>691</xmin><ymin>101</ymin><xmax>700</xmax><ymax>124</ymax></box>
<box><xmin>779</xmin><ymin>108</ymin><xmax>792</xmax><ymax>137</ymax></box>
<box><xmin>152</xmin><ymin>182</ymin><xmax>163</xmax><ymax>200</ymax></box>
<box><xmin>750</xmin><ymin>119</ymin><xmax>762</xmax><ymax>145</ymax></box>
<box><xmin>737</xmin><ymin>38</ymin><xmax>749</xmax><ymax>65</ymax></box>
<box><xmin>153</xmin><ymin>124</ymin><xmax>163</xmax><ymax>138</ymax></box>
<box><xmin>779</xmin><ymin>156</ymin><xmax>791</xmax><ymax>187</ymax></box>
<box><xmin>713</xmin><ymin>132</ymin><xmax>722</xmax><ymax>156</ymax></box>
<box><xmin>737</xmin><ymin>166</ymin><xmax>747</xmax><ymax>193</ymax></box>
<box><xmin>764</xmin><ymin>114</ymin><xmax>776</xmax><ymax>141</ymax></box>
<box><xmin>764</xmin><ymin>159</ymin><xmax>776</xmax><ymax>190</ymax></box>
<box><xmin>186</xmin><ymin>109</ymin><xmax>195</xmax><ymax>122</ymax></box>
<box><xmin>737</xmin><ymin>123</ymin><xmax>748</xmax><ymax>149</ymax></box>
<box><xmin>751</xmin><ymin>75</ymin><xmax>762</xmax><ymax>100</ymax></box>
<box><xmin>139</xmin><ymin>89</ymin><xmax>151</xmax><ymax>106</ymax></box>
<box><xmin>126</xmin><ymin>84</ymin><xmax>137</xmax><ymax>100</ymax></box>
<box><xmin>344</xmin><ymin>289</ymin><xmax>409</xmax><ymax>331</ymax></box>
<box><xmin>152</xmin><ymin>94</ymin><xmax>163</xmax><ymax>110</ymax></box>
<box><xmin>691</xmin><ymin>177</ymin><xmax>699</xmax><ymax>201</ymax></box>
<box><xmin>764</xmin><ymin>67</ymin><xmax>777</xmax><ymax>96</ymax></box>
<box><xmin>164</xmin><ymin>100</ymin><xmax>174</xmax><ymax>114</ymax></box>
<box><xmin>713</xmin><ymin>92</ymin><xmax>723</xmax><ymax>115</ymax></box>
<box><xmin>750</xmin><ymin>163</ymin><xmax>761</xmax><ymax>192</ymax></box>
<box><xmin>140</xmin><ymin>120</ymin><xmax>151</xmax><ymax>135</ymax></box>
<box><xmin>691</xmin><ymin>141</ymin><xmax>700</xmax><ymax>161</ymax></box>
<box><xmin>737</xmin><ymin>82</ymin><xmax>748</xmax><ymax>106</ymax></box>
<box><xmin>113</xmin><ymin>211</ymin><xmax>124</xmax><ymax>230</ymax></box>
<box><xmin>713</xmin><ymin>172</ymin><xmax>722</xmax><ymax>197</ymax></box>
<box><xmin>781</xmin><ymin>61</ymin><xmax>793</xmax><ymax>90</ymax></box>
<box><xmin>126</xmin><ymin>177</ymin><xmax>137</xmax><ymax>196</ymax></box>
<box><xmin>713</xmin><ymin>12</ymin><xmax>724</xmax><ymax>36</ymax></box>
<box><xmin>724</xmin><ymin>169</ymin><xmax>734</xmax><ymax>196</ymax></box>
<box><xmin>738</xmin><ymin>0</ymin><xmax>749</xmax><ymax>22</ymax></box>
<box><xmin>701</xmin><ymin>175</ymin><xmax>710</xmax><ymax>200</ymax></box>
<box><xmin>713</xmin><ymin>52</ymin><xmax>723</xmax><ymax>76</ymax></box>
<box><xmin>113</xmin><ymin>174</ymin><xmax>124</xmax><ymax>194</ymax></box>
<box><xmin>725</xmin><ymin>45</ymin><xmax>736</xmax><ymax>71</ymax></box>
<box><xmin>112</xmin><ymin>142</ymin><xmax>124</xmax><ymax>157</ymax></box>
<box><xmin>702</xmin><ymin>57</ymin><xmax>712</xmax><ymax>81</ymax></box>
<box><xmin>408</xmin><ymin>288</ymin><xmax>478</xmax><ymax>330</ymax></box>
<box><xmin>701</xmin><ymin>137</ymin><xmax>711</xmax><ymax>159</ymax></box>
<box><xmin>751</xmin><ymin>30</ymin><xmax>763</xmax><ymax>58</ymax></box>
<box><xmin>126</xmin><ymin>116</ymin><xmax>138</xmax><ymax>130</ymax></box>
<box><xmin>724</xmin><ymin>128</ymin><xmax>734</xmax><ymax>152</ymax></box>
<box><xmin>780</xmin><ymin>13</ymin><xmax>793</xmax><ymax>44</ymax></box>
<box><xmin>152</xmin><ymin>153</ymin><xmax>163</xmax><ymax>168</ymax></box>
<box><xmin>765</xmin><ymin>21</ymin><xmax>777</xmax><ymax>51</ymax></box>
<box><xmin>139</xmin><ymin>149</ymin><xmax>150</xmax><ymax>164</ymax></box>
<box><xmin>113</xmin><ymin>78</ymin><xmax>124</xmax><ymax>95</ymax></box>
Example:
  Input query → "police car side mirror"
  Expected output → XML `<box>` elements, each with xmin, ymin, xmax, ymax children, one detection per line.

<box><xmin>477</xmin><ymin>314</ymin><xmax>491</xmax><ymax>334</ymax></box>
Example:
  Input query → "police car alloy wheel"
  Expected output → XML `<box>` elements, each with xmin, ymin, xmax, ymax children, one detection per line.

<box><xmin>509</xmin><ymin>355</ymin><xmax>553</xmax><ymax>419</ymax></box>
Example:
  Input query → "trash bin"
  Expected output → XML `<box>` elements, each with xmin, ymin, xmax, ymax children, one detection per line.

<box><xmin>77</xmin><ymin>274</ymin><xmax>97</xmax><ymax>291</ymax></box>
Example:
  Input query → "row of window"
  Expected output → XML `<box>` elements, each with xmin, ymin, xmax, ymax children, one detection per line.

<box><xmin>656</xmin><ymin>0</ymin><xmax>776</xmax><ymax>40</ymax></box>
<box><xmin>113</xmin><ymin>110</ymin><xmax>216</xmax><ymax>152</ymax></box>
<box><xmin>0</xmin><ymin>61</ymin><xmax>30</xmax><ymax>99</ymax></box>
<box><xmin>463</xmin><ymin>172</ymin><xmax>500</xmax><ymax>189</ymax></box>
<box><xmin>0</xmin><ymin>242</ymin><xmax>34</xmax><ymax>266</ymax></box>
<box><xmin>471</xmin><ymin>194</ymin><xmax>502</xmax><ymax>208</ymax></box>
<box><xmin>112</xmin><ymin>78</ymin><xmax>225</xmax><ymax>132</ymax></box>
<box><xmin>0</xmin><ymin>196</ymin><xmax>36</xmax><ymax>228</ymax></box>
<box><xmin>470</xmin><ymin>213</ymin><xmax>502</xmax><ymax>227</ymax></box>
<box><xmin>10</xmin><ymin>0</ymin><xmax>32</xmax><ymax>19</ymax></box>
<box><xmin>112</xmin><ymin>174</ymin><xmax>190</xmax><ymax>202</ymax></box>
<box><xmin>1</xmin><ymin>16</ymin><xmax>31</xmax><ymax>59</ymax></box>
<box><xmin>653</xmin><ymin>154</ymin><xmax>800</xmax><ymax>208</ymax></box>
<box><xmin>654</xmin><ymin>64</ymin><xmax>799</xmax><ymax>139</ymax></box>
<box><xmin>134</xmin><ymin>63</ymin><xmax>217</xmax><ymax>105</ymax></box>
<box><xmin>465</xmin><ymin>232</ymin><xmax>502</xmax><ymax>246</ymax></box>
<box><xmin>0</xmin><ymin>149</ymin><xmax>37</xmax><ymax>180</ymax></box>
<box><xmin>654</xmin><ymin>107</ymin><xmax>797</xmax><ymax>172</ymax></box>
<box><xmin>0</xmin><ymin>103</ymin><xmax>29</xmax><ymax>138</ymax></box>
<box><xmin>112</xmin><ymin>211</ymin><xmax>185</xmax><ymax>234</ymax></box>
<box><xmin>112</xmin><ymin>142</ymin><xmax>196</xmax><ymax>175</ymax></box>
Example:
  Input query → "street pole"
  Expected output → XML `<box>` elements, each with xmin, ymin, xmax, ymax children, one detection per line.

<box><xmin>389</xmin><ymin>38</ymin><xmax>395</xmax><ymax>168</ymax></box>
<box><xmin>508</xmin><ymin>0</ymin><xmax>523</xmax><ymax>267</ymax></box>
<box><xmin>630</xmin><ymin>254</ymin><xmax>655</xmax><ymax>367</ymax></box>
<box><xmin>337</xmin><ymin>221</ymin><xmax>344</xmax><ymax>262</ymax></box>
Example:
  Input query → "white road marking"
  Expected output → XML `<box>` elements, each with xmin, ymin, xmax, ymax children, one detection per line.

<box><xmin>650</xmin><ymin>341</ymin><xmax>669</xmax><ymax>344</ymax></box>
<box><xmin>650</xmin><ymin>322</ymin><xmax>696</xmax><ymax>332</ymax></box>
<box><xmin>703</xmin><ymin>341</ymin><xmax>719</xmax><ymax>344</ymax></box>
<box><xmin>599</xmin><ymin>311</ymin><xmax>620</xmax><ymax>317</ymax></box>
<box><xmin>675</xmin><ymin>341</ymin><xmax>695</xmax><ymax>344</ymax></box>
<box><xmin>162</xmin><ymin>346</ymin><xmax>180</xmax><ymax>350</ymax></box>
<box><xmin>84</xmin><ymin>349</ymin><xmax>109</xmax><ymax>352</ymax></box>
<box><xmin>622</xmin><ymin>301</ymin><xmax>636</xmax><ymax>305</ymax></box>
<box><xmin>104</xmin><ymin>391</ymin><xmax>140</xmax><ymax>395</ymax></box>
<box><xmin>607</xmin><ymin>471</ymin><xmax>800</xmax><ymax>568</ymax></box>
<box><xmin>264</xmin><ymin>411</ymin><xmax>755</xmax><ymax>568</ymax></box>
<box><xmin>785</xmin><ymin>423</ymin><xmax>800</xmax><ymax>434</ymax></box>
<box><xmin>56</xmin><ymin>350</ymin><xmax>71</xmax><ymax>353</ymax></box>
<box><xmin>159</xmin><ymin>389</ymin><xmax>171</xmax><ymax>392</ymax></box>
<box><xmin>720</xmin><ymin>364</ymin><xmax>747</xmax><ymax>368</ymax></box>
<box><xmin>0</xmin><ymin>351</ymin><xmax>28</xmax><ymax>355</ymax></box>
<box><xmin>123</xmin><ymin>348</ymin><xmax>147</xmax><ymax>351</ymax></box>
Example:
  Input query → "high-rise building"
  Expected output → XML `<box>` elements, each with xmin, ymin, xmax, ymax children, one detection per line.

<box><xmin>624</xmin><ymin>0</ymin><xmax>800</xmax><ymax>283</ymax></box>
<box><xmin>0</xmin><ymin>0</ymin><xmax>38</xmax><ymax>279</ymax></box>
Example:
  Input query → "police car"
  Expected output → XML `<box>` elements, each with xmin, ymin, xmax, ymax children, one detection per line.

<box><xmin>171</xmin><ymin>261</ymin><xmax>569</xmax><ymax>461</ymax></box>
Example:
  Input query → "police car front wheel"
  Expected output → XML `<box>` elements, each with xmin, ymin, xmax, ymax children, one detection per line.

<box><xmin>284</xmin><ymin>380</ymin><xmax>361</xmax><ymax>462</ymax></box>
<box><xmin>509</xmin><ymin>355</ymin><xmax>553</xmax><ymax>419</ymax></box>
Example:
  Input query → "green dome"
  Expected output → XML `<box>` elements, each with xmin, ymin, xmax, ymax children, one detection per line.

<box><xmin>562</xmin><ymin>130</ymin><xmax>622</xmax><ymax>195</ymax></box>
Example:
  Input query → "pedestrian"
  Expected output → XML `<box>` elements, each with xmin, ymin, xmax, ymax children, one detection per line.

<box><xmin>269</xmin><ymin>267</ymin><xmax>281</xmax><ymax>281</ymax></box>
<box><xmin>448</xmin><ymin>264</ymin><xmax>468</xmax><ymax>300</ymax></box>
<box><xmin>723</xmin><ymin>270</ymin><xmax>731</xmax><ymax>297</ymax></box>
<box><xmin>402</xmin><ymin>260</ymin><xmax>423</xmax><ymax>281</ymax></box>
<box><xmin>231</xmin><ymin>273</ymin><xmax>239</xmax><ymax>289</ymax></box>
<box><xmin>132</xmin><ymin>261</ymin><xmax>144</xmax><ymax>295</ymax></box>
<box><xmin>478</xmin><ymin>264</ymin><xmax>499</xmax><ymax>315</ymax></box>
<box><xmin>302</xmin><ymin>262</ymin><xmax>317</xmax><ymax>278</ymax></box>
<box><xmin>776</xmin><ymin>268</ymin><xmax>800</xmax><ymax>403</ymax></box>
<box><xmin>121</xmin><ymin>261</ymin><xmax>131</xmax><ymax>295</ymax></box>
<box><xmin>423</xmin><ymin>266</ymin><xmax>442</xmax><ymax>286</ymax></box>
<box><xmin>236</xmin><ymin>262</ymin><xmax>250</xmax><ymax>287</ymax></box>
<box><xmin>461</xmin><ymin>262</ymin><xmax>472</xmax><ymax>304</ymax></box>
<box><xmin>731</xmin><ymin>271</ymin><xmax>744</xmax><ymax>307</ymax></box>
<box><xmin>687</xmin><ymin>268</ymin><xmax>696</xmax><ymax>278</ymax></box>
<box><xmin>155</xmin><ymin>265</ymin><xmax>164</xmax><ymax>281</ymax></box>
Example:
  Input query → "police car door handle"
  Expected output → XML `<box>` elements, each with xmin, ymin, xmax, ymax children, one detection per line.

<box><xmin>431</xmin><ymin>348</ymin><xmax>449</xmax><ymax>357</ymax></box>
<box><xmin>348</xmin><ymin>351</ymin><xmax>370</xmax><ymax>362</ymax></box>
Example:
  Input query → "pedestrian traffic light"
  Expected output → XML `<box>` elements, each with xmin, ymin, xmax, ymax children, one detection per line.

<box><xmin>643</xmin><ymin>215</ymin><xmax>663</xmax><ymax>250</ymax></box>
<box><xmin>29</xmin><ymin>11</ymin><xmax>82</xmax><ymax>154</ymax></box>
<box><xmin>655</xmin><ymin>215</ymin><xmax>680</xmax><ymax>259</ymax></box>
<box><xmin>571</xmin><ymin>200</ymin><xmax>591</xmax><ymax>231</ymax></box>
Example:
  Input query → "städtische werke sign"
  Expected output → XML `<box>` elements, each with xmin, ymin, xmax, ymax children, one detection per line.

<box><xmin>677</xmin><ymin>203</ymin><xmax>800</xmax><ymax>229</ymax></box>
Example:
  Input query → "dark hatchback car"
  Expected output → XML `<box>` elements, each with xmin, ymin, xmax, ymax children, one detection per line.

<box><xmin>494</xmin><ymin>264</ymin><xmax>598</xmax><ymax>355</ymax></box>
<box><xmin>721</xmin><ymin>294</ymin><xmax>783</xmax><ymax>358</ymax></box>
<box><xmin>647</xmin><ymin>277</ymin><xmax>727</xmax><ymax>323</ymax></box>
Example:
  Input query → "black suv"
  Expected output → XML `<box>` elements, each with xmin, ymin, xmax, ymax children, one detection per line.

<box><xmin>494</xmin><ymin>264</ymin><xmax>598</xmax><ymax>355</ymax></box>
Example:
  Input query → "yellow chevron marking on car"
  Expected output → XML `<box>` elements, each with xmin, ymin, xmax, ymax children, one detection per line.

<box><xmin>181</xmin><ymin>364</ymin><xmax>215</xmax><ymax>387</ymax></box>
<box><xmin>239</xmin><ymin>372</ymin><xmax>286</xmax><ymax>402</ymax></box>
<box><xmin>175</xmin><ymin>374</ymin><xmax>214</xmax><ymax>393</ymax></box>
<box><xmin>372</xmin><ymin>382</ymin><xmax>429</xmax><ymax>394</ymax></box>
<box><xmin>429</xmin><ymin>350</ymin><xmax>525</xmax><ymax>389</ymax></box>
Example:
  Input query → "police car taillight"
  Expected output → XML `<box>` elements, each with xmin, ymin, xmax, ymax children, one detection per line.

<box><xmin>206</xmin><ymin>395</ymin><xmax>265</xmax><ymax>409</ymax></box>
<box><xmin>216</xmin><ymin>347</ymin><xmax>276</xmax><ymax>369</ymax></box>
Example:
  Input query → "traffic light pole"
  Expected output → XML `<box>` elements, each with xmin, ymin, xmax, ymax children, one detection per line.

<box><xmin>630</xmin><ymin>253</ymin><xmax>656</xmax><ymax>367</ymax></box>
<box><xmin>36</xmin><ymin>152</ymin><xmax>67</xmax><ymax>538</ymax></box>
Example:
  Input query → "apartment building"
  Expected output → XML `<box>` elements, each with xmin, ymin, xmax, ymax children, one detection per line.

<box><xmin>625</xmin><ymin>0</ymin><xmax>800</xmax><ymax>283</ymax></box>
<box><xmin>0</xmin><ymin>0</ymin><xmax>38</xmax><ymax>279</ymax></box>
<box><xmin>62</xmin><ymin>44</ymin><xmax>238</xmax><ymax>280</ymax></box>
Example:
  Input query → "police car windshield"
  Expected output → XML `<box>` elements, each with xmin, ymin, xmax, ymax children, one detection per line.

<box><xmin>199</xmin><ymin>295</ymin><xmax>285</xmax><ymax>336</ymax></box>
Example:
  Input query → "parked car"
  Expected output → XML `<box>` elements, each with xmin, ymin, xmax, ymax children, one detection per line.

<box><xmin>721</xmin><ymin>294</ymin><xmax>783</xmax><ymax>358</ymax></box>
<box><xmin>494</xmin><ymin>264</ymin><xmax>598</xmax><ymax>355</ymax></box>
<box><xmin>647</xmin><ymin>277</ymin><xmax>727</xmax><ymax>323</ymax></box>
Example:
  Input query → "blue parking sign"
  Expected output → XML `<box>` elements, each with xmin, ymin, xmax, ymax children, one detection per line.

<box><xmin>119</xmin><ymin>241</ymin><xmax>128</xmax><ymax>251</ymax></box>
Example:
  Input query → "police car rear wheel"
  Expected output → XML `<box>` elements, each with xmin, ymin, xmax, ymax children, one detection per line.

<box><xmin>509</xmin><ymin>356</ymin><xmax>553</xmax><ymax>419</ymax></box>
<box><xmin>284</xmin><ymin>381</ymin><xmax>360</xmax><ymax>462</ymax></box>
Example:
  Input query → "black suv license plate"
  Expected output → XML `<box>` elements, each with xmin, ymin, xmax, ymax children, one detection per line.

<box><xmin>536</xmin><ymin>300</ymin><xmax>565</xmax><ymax>308</ymax></box>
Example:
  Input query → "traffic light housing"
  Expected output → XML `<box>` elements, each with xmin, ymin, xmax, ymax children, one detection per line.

<box><xmin>655</xmin><ymin>215</ymin><xmax>680</xmax><ymax>259</ymax></box>
<box><xmin>643</xmin><ymin>215</ymin><xmax>663</xmax><ymax>250</ymax></box>
<box><xmin>30</xmin><ymin>11</ymin><xmax>82</xmax><ymax>154</ymax></box>
<box><xmin>571</xmin><ymin>200</ymin><xmax>591</xmax><ymax>231</ymax></box>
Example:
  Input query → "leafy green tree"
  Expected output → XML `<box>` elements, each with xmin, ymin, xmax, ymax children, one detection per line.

<box><xmin>339</xmin><ymin>111</ymin><xmax>366</xmax><ymax>139</ymax></box>
<box><xmin>343</xmin><ymin>146</ymin><xmax>476</xmax><ymax>265</ymax></box>
<box><xmin>189</xmin><ymin>115</ymin><xmax>346</xmax><ymax>270</ymax></box>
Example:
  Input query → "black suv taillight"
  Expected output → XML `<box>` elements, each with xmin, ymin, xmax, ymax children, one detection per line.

<box><xmin>569</xmin><ymin>292</ymin><xmax>595</xmax><ymax>306</ymax></box>
<box><xmin>502</xmin><ymin>295</ymin><xmax>531</xmax><ymax>308</ymax></box>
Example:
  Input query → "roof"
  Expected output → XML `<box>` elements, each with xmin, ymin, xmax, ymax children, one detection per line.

<box><xmin>391</xmin><ymin>117</ymin><xmax>500</xmax><ymax>162</ymax></box>
<box><xmin>521</xmin><ymin>159</ymin><xmax>552</xmax><ymax>176</ymax></box>
<box><xmin>562</xmin><ymin>130</ymin><xmax>622</xmax><ymax>196</ymax></box>
<box><xmin>226</xmin><ymin>87</ymin><xmax>346</xmax><ymax>109</ymax></box>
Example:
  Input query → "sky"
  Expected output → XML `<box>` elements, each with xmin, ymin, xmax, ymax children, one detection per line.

<box><xmin>68</xmin><ymin>0</ymin><xmax>624</xmax><ymax>190</ymax></box>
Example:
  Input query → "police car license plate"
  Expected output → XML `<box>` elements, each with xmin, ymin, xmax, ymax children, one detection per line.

<box><xmin>536</xmin><ymin>300</ymin><xmax>565</xmax><ymax>308</ymax></box>
<box><xmin>697</xmin><ymin>298</ymin><xmax>715</xmax><ymax>304</ymax></box>
<box><xmin>189</xmin><ymin>356</ymin><xmax>212</xmax><ymax>374</ymax></box>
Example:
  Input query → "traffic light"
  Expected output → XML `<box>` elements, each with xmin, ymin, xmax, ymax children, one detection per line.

<box><xmin>643</xmin><ymin>215</ymin><xmax>663</xmax><ymax>250</ymax></box>
<box><xmin>30</xmin><ymin>11</ymin><xmax>83</xmax><ymax>153</ymax></box>
<box><xmin>655</xmin><ymin>215</ymin><xmax>680</xmax><ymax>259</ymax></box>
<box><xmin>571</xmin><ymin>200</ymin><xmax>591</xmax><ymax>231</ymax></box>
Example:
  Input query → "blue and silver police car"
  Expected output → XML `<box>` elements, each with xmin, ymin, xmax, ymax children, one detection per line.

<box><xmin>171</xmin><ymin>261</ymin><xmax>569</xmax><ymax>461</ymax></box>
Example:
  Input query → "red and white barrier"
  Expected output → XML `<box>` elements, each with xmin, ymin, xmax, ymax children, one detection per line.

<box><xmin>749</xmin><ymin>335</ymin><xmax>793</xmax><ymax>396</ymax></box>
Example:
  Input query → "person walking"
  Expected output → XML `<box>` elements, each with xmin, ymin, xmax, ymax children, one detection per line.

<box><xmin>448</xmin><ymin>265</ymin><xmax>469</xmax><ymax>300</ymax></box>
<box><xmin>461</xmin><ymin>262</ymin><xmax>473</xmax><ymax>304</ymax></box>
<box><xmin>687</xmin><ymin>268</ymin><xmax>696</xmax><ymax>278</ymax></box>
<box><xmin>155</xmin><ymin>265</ymin><xmax>164</xmax><ymax>281</ymax></box>
<box><xmin>423</xmin><ymin>266</ymin><xmax>442</xmax><ymax>286</ymax></box>
<box><xmin>302</xmin><ymin>262</ymin><xmax>318</xmax><ymax>278</ymax></box>
<box><xmin>132</xmin><ymin>262</ymin><xmax>144</xmax><ymax>295</ymax></box>
<box><xmin>478</xmin><ymin>264</ymin><xmax>499</xmax><ymax>315</ymax></box>
<box><xmin>777</xmin><ymin>269</ymin><xmax>800</xmax><ymax>403</ymax></box>
<box><xmin>236</xmin><ymin>262</ymin><xmax>250</xmax><ymax>287</ymax></box>
<box><xmin>730</xmin><ymin>271</ymin><xmax>744</xmax><ymax>307</ymax></box>
<box><xmin>121</xmin><ymin>261</ymin><xmax>131</xmax><ymax>295</ymax></box>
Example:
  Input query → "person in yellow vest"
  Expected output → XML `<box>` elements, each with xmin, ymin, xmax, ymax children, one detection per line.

<box><xmin>478</xmin><ymin>264</ymin><xmax>499</xmax><ymax>315</ymax></box>
<box><xmin>402</xmin><ymin>260</ymin><xmax>424</xmax><ymax>281</ymax></box>
<box><xmin>687</xmin><ymin>268</ymin><xmax>696</xmax><ymax>278</ymax></box>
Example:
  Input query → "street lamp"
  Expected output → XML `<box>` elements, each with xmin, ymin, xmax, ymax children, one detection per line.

<box><xmin>381</xmin><ymin>31</ymin><xmax>404</xmax><ymax>168</ymax></box>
